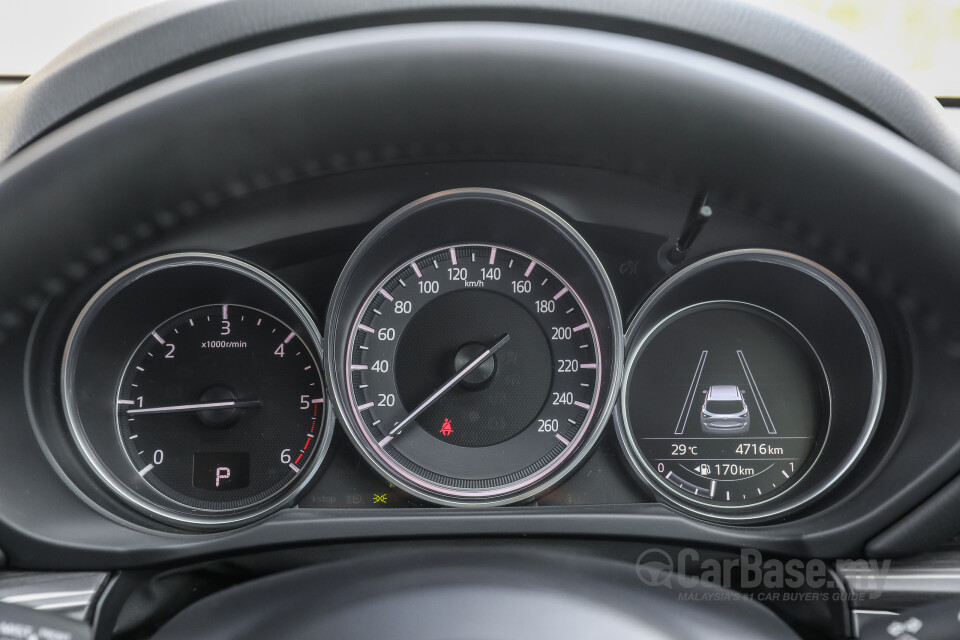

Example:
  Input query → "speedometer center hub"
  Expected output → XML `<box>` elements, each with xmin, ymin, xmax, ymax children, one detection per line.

<box><xmin>453</xmin><ymin>342</ymin><xmax>497</xmax><ymax>389</ymax></box>
<box><xmin>394</xmin><ymin>288</ymin><xmax>552</xmax><ymax>447</ymax></box>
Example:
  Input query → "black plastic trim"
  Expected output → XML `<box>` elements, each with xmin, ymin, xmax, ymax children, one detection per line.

<box><xmin>0</xmin><ymin>23</ymin><xmax>956</xmax><ymax>569</ymax></box>
<box><xmin>867</xmin><ymin>474</ymin><xmax>960</xmax><ymax>558</ymax></box>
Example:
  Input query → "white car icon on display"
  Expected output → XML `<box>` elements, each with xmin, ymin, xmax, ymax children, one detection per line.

<box><xmin>700</xmin><ymin>385</ymin><xmax>750</xmax><ymax>434</ymax></box>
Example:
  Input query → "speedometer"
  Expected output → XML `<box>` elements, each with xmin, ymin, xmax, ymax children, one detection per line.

<box><xmin>347</xmin><ymin>244</ymin><xmax>601</xmax><ymax>497</ymax></box>
<box><xmin>326</xmin><ymin>189</ymin><xmax>623</xmax><ymax>506</ymax></box>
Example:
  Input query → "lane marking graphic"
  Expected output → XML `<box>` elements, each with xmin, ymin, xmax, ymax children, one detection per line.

<box><xmin>736</xmin><ymin>349</ymin><xmax>777</xmax><ymax>435</ymax></box>
<box><xmin>675</xmin><ymin>350</ymin><xmax>708</xmax><ymax>435</ymax></box>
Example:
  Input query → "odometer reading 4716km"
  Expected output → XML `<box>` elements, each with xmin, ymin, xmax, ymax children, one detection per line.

<box><xmin>343</xmin><ymin>244</ymin><xmax>604</xmax><ymax>504</ymax></box>
<box><xmin>620</xmin><ymin>302</ymin><xmax>827</xmax><ymax>513</ymax></box>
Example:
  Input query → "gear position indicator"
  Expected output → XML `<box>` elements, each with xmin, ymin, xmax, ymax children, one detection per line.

<box><xmin>621</xmin><ymin>302</ymin><xmax>828</xmax><ymax>506</ymax></box>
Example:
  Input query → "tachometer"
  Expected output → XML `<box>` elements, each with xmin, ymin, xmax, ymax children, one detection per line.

<box><xmin>326</xmin><ymin>189</ymin><xmax>623</xmax><ymax>506</ymax></box>
<box><xmin>117</xmin><ymin>304</ymin><xmax>325</xmax><ymax>511</ymax></box>
<box><xmin>63</xmin><ymin>253</ymin><xmax>333</xmax><ymax>528</ymax></box>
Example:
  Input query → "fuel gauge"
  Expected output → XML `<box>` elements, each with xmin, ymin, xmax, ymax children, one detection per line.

<box><xmin>615</xmin><ymin>250</ymin><xmax>884</xmax><ymax>522</ymax></box>
<box><xmin>621</xmin><ymin>302</ymin><xmax>827</xmax><ymax>506</ymax></box>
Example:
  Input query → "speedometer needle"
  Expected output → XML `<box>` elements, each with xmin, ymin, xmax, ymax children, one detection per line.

<box><xmin>377</xmin><ymin>334</ymin><xmax>510</xmax><ymax>447</ymax></box>
<box><xmin>126</xmin><ymin>400</ymin><xmax>262</xmax><ymax>415</ymax></box>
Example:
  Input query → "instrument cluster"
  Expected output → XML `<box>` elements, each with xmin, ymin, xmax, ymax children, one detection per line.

<box><xmin>58</xmin><ymin>189</ymin><xmax>885</xmax><ymax>529</ymax></box>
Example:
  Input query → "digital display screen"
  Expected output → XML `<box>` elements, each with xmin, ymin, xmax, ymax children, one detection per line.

<box><xmin>193</xmin><ymin>452</ymin><xmax>250</xmax><ymax>490</ymax></box>
<box><xmin>624</xmin><ymin>304</ymin><xmax>826</xmax><ymax>506</ymax></box>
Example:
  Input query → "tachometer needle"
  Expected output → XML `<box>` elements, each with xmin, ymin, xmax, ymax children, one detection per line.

<box><xmin>126</xmin><ymin>400</ymin><xmax>262</xmax><ymax>415</ymax></box>
<box><xmin>378</xmin><ymin>334</ymin><xmax>510</xmax><ymax>447</ymax></box>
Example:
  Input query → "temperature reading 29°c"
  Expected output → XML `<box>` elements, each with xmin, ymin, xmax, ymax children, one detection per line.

<box><xmin>623</xmin><ymin>303</ymin><xmax>826</xmax><ymax>508</ymax></box>
<box><xmin>344</xmin><ymin>244</ymin><xmax>603</xmax><ymax>500</ymax></box>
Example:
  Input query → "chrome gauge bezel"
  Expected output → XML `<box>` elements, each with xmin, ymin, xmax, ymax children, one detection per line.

<box><xmin>615</xmin><ymin>249</ymin><xmax>885</xmax><ymax>522</ymax></box>
<box><xmin>325</xmin><ymin>188</ymin><xmax>624</xmax><ymax>507</ymax></box>
<box><xmin>61</xmin><ymin>252</ymin><xmax>334</xmax><ymax>529</ymax></box>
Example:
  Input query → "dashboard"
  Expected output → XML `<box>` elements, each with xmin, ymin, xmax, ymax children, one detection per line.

<box><xmin>1</xmin><ymin>2</ymin><xmax>960</xmax><ymax>638</ymax></box>
<box><xmin>55</xmin><ymin>186</ymin><xmax>883</xmax><ymax>529</ymax></box>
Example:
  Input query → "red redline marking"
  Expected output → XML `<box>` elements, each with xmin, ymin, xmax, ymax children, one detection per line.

<box><xmin>303</xmin><ymin>439</ymin><xmax>311</xmax><ymax>450</ymax></box>
<box><xmin>295</xmin><ymin>453</ymin><xmax>303</xmax><ymax>465</ymax></box>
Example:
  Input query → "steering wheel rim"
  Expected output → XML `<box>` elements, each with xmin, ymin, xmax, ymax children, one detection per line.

<box><xmin>151</xmin><ymin>545</ymin><xmax>800</xmax><ymax>640</ymax></box>
<box><xmin>3</xmin><ymin>0</ymin><xmax>957</xmax><ymax>170</ymax></box>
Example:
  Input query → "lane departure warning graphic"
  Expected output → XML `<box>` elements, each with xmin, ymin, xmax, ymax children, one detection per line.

<box><xmin>622</xmin><ymin>304</ymin><xmax>825</xmax><ymax>505</ymax></box>
<box><xmin>673</xmin><ymin>349</ymin><xmax>777</xmax><ymax>436</ymax></box>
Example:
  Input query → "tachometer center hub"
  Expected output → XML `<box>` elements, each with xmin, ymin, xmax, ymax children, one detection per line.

<box><xmin>197</xmin><ymin>385</ymin><xmax>242</xmax><ymax>428</ymax></box>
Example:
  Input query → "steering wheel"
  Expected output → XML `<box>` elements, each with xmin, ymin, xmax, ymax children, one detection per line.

<box><xmin>152</xmin><ymin>546</ymin><xmax>799</xmax><ymax>639</ymax></box>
